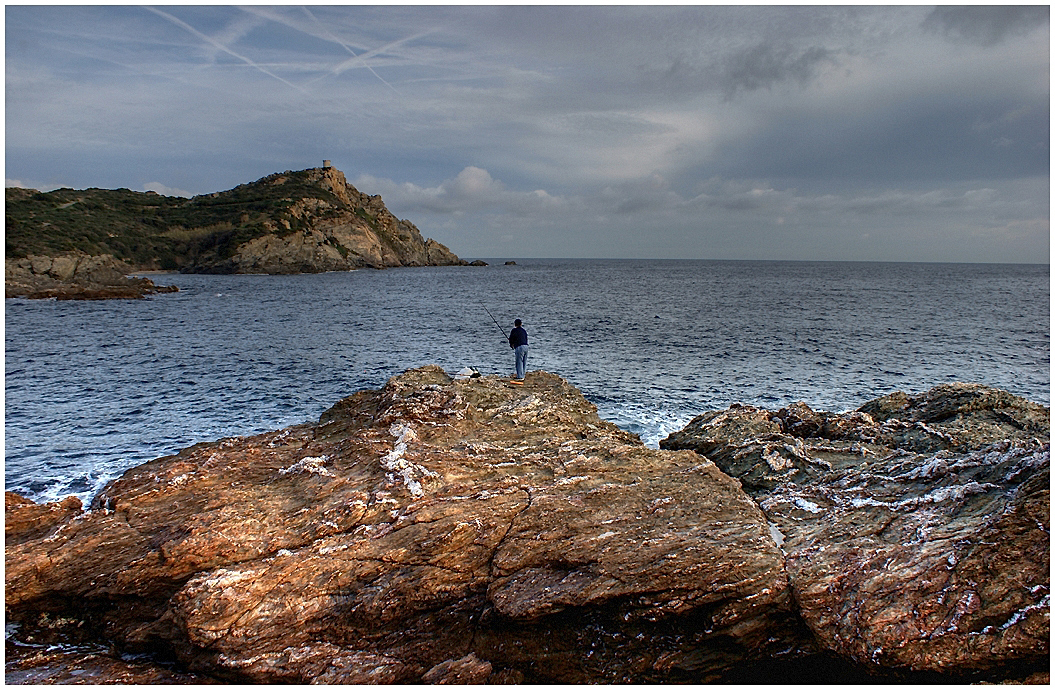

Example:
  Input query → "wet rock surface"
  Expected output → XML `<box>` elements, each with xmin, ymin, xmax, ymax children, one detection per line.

<box><xmin>661</xmin><ymin>383</ymin><xmax>1049</xmax><ymax>680</ymax></box>
<box><xmin>5</xmin><ymin>252</ymin><xmax>178</xmax><ymax>300</ymax></box>
<box><xmin>6</xmin><ymin>642</ymin><xmax>215</xmax><ymax>685</ymax></box>
<box><xmin>6</xmin><ymin>367</ymin><xmax>799</xmax><ymax>684</ymax></box>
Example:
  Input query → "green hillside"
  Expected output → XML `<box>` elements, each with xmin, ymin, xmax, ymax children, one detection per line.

<box><xmin>5</xmin><ymin>170</ymin><xmax>348</xmax><ymax>270</ymax></box>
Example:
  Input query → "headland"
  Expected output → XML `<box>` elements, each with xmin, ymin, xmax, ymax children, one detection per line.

<box><xmin>5</xmin><ymin>164</ymin><xmax>467</xmax><ymax>299</ymax></box>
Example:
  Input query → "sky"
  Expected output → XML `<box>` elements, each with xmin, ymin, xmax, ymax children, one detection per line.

<box><xmin>5</xmin><ymin>5</ymin><xmax>1050</xmax><ymax>263</ymax></box>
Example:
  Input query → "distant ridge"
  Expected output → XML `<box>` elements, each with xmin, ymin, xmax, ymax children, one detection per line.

<box><xmin>5</xmin><ymin>165</ymin><xmax>465</xmax><ymax>273</ymax></box>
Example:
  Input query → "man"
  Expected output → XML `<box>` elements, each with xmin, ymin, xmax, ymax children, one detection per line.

<box><xmin>508</xmin><ymin>319</ymin><xmax>528</xmax><ymax>381</ymax></box>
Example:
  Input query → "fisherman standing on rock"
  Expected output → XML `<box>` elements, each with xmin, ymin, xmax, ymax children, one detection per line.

<box><xmin>509</xmin><ymin>319</ymin><xmax>528</xmax><ymax>382</ymax></box>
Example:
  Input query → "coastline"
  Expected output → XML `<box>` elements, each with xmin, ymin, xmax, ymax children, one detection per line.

<box><xmin>6</xmin><ymin>260</ymin><xmax>1048</xmax><ymax>508</ymax></box>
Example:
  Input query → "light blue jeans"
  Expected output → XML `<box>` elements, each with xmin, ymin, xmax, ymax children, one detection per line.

<box><xmin>514</xmin><ymin>344</ymin><xmax>528</xmax><ymax>379</ymax></box>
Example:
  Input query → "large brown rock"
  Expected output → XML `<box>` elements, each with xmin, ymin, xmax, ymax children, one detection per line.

<box><xmin>661</xmin><ymin>383</ymin><xmax>1050</xmax><ymax>679</ymax></box>
<box><xmin>6</xmin><ymin>367</ymin><xmax>797</xmax><ymax>683</ymax></box>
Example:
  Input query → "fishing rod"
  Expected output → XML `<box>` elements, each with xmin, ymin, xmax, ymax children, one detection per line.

<box><xmin>483</xmin><ymin>306</ymin><xmax>508</xmax><ymax>341</ymax></box>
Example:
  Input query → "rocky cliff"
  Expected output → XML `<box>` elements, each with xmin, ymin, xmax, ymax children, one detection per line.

<box><xmin>5</xmin><ymin>374</ymin><xmax>1049</xmax><ymax>684</ymax></box>
<box><xmin>184</xmin><ymin>166</ymin><xmax>465</xmax><ymax>273</ymax></box>
<box><xmin>5</xmin><ymin>165</ymin><xmax>466</xmax><ymax>280</ymax></box>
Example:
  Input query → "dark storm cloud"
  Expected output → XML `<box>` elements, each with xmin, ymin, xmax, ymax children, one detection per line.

<box><xmin>720</xmin><ymin>43</ymin><xmax>838</xmax><ymax>99</ymax></box>
<box><xmin>923</xmin><ymin>5</ymin><xmax>1050</xmax><ymax>46</ymax></box>
<box><xmin>708</xmin><ymin>92</ymin><xmax>1050</xmax><ymax>186</ymax></box>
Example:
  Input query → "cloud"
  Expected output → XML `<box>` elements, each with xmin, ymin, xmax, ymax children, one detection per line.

<box><xmin>720</xmin><ymin>43</ymin><xmax>838</xmax><ymax>99</ymax></box>
<box><xmin>142</xmin><ymin>182</ymin><xmax>193</xmax><ymax>198</ymax></box>
<box><xmin>590</xmin><ymin>173</ymin><xmax>1030</xmax><ymax>230</ymax></box>
<box><xmin>354</xmin><ymin>167</ymin><xmax>570</xmax><ymax>217</ymax></box>
<box><xmin>140</xmin><ymin>6</ymin><xmax>305</xmax><ymax>92</ymax></box>
<box><xmin>5</xmin><ymin>178</ymin><xmax>66</xmax><ymax>192</ymax></box>
<box><xmin>447</xmin><ymin>166</ymin><xmax>501</xmax><ymax>200</ymax></box>
<box><xmin>923</xmin><ymin>6</ymin><xmax>1049</xmax><ymax>46</ymax></box>
<box><xmin>4</xmin><ymin>5</ymin><xmax>1048</xmax><ymax>262</ymax></box>
<box><xmin>600</xmin><ymin>174</ymin><xmax>681</xmax><ymax>214</ymax></box>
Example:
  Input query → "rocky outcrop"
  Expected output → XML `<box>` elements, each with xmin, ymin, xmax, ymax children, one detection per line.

<box><xmin>5</xmin><ymin>492</ymin><xmax>83</xmax><ymax>541</ymax></box>
<box><xmin>5</xmin><ymin>377</ymin><xmax>1047</xmax><ymax>684</ymax></box>
<box><xmin>6</xmin><ymin>367</ymin><xmax>801</xmax><ymax>684</ymax></box>
<box><xmin>5</xmin><ymin>252</ymin><xmax>178</xmax><ymax>300</ymax></box>
<box><xmin>661</xmin><ymin>383</ymin><xmax>1049</xmax><ymax>680</ymax></box>
<box><xmin>201</xmin><ymin>167</ymin><xmax>465</xmax><ymax>274</ymax></box>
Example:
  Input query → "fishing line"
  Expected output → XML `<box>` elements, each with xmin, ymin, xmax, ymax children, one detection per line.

<box><xmin>483</xmin><ymin>305</ymin><xmax>508</xmax><ymax>341</ymax></box>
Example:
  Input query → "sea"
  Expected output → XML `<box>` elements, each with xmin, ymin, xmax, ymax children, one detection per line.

<box><xmin>5</xmin><ymin>259</ymin><xmax>1050</xmax><ymax>506</ymax></box>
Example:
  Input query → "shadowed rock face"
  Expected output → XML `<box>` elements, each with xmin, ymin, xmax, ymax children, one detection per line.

<box><xmin>6</xmin><ymin>367</ymin><xmax>801</xmax><ymax>684</ymax></box>
<box><xmin>5</xmin><ymin>646</ymin><xmax>215</xmax><ymax>685</ymax></box>
<box><xmin>661</xmin><ymin>383</ymin><xmax>1049</xmax><ymax>678</ymax></box>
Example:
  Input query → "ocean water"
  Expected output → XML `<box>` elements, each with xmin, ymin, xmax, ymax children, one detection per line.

<box><xmin>5</xmin><ymin>259</ymin><xmax>1049</xmax><ymax>505</ymax></box>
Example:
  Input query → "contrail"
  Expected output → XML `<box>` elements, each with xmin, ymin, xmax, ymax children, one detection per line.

<box><xmin>141</xmin><ymin>5</ymin><xmax>306</xmax><ymax>93</ymax></box>
<box><xmin>46</xmin><ymin>42</ymin><xmax>227</xmax><ymax>93</ymax></box>
<box><xmin>298</xmin><ymin>6</ymin><xmax>401</xmax><ymax>94</ymax></box>
<box><xmin>329</xmin><ymin>27</ymin><xmax>439</xmax><ymax>79</ymax></box>
<box><xmin>236</xmin><ymin>5</ymin><xmax>405</xmax><ymax>94</ymax></box>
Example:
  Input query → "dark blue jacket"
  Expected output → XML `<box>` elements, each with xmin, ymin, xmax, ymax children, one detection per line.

<box><xmin>509</xmin><ymin>326</ymin><xmax>528</xmax><ymax>348</ymax></box>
